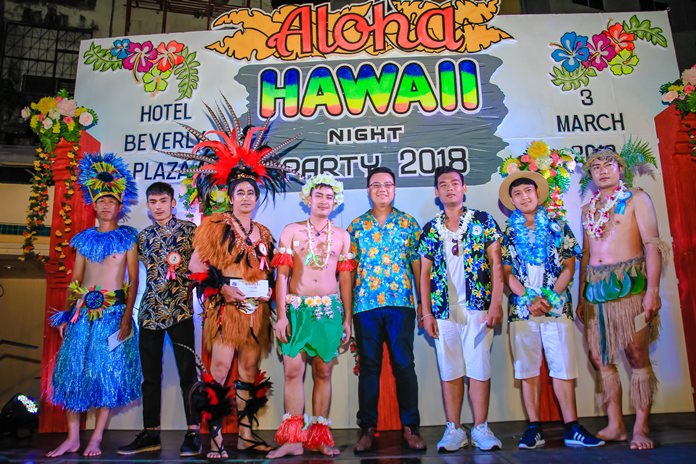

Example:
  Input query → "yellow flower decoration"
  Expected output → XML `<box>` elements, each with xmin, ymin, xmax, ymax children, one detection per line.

<box><xmin>527</xmin><ymin>140</ymin><xmax>550</xmax><ymax>160</ymax></box>
<box><xmin>35</xmin><ymin>97</ymin><xmax>56</xmax><ymax>115</ymax></box>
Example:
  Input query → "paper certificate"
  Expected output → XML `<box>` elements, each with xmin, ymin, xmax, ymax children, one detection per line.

<box><xmin>229</xmin><ymin>279</ymin><xmax>269</xmax><ymax>298</ymax></box>
<box><xmin>107</xmin><ymin>328</ymin><xmax>134</xmax><ymax>351</ymax></box>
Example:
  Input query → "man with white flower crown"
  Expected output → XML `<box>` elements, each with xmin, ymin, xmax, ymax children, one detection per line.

<box><xmin>268</xmin><ymin>173</ymin><xmax>355</xmax><ymax>459</ymax></box>
<box><xmin>499</xmin><ymin>169</ymin><xmax>604</xmax><ymax>450</ymax></box>
<box><xmin>576</xmin><ymin>145</ymin><xmax>668</xmax><ymax>451</ymax></box>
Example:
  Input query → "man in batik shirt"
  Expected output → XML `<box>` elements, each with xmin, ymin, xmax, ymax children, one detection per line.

<box><xmin>499</xmin><ymin>171</ymin><xmax>603</xmax><ymax>449</ymax></box>
<box><xmin>118</xmin><ymin>182</ymin><xmax>200</xmax><ymax>457</ymax></box>
<box><xmin>347</xmin><ymin>167</ymin><xmax>426</xmax><ymax>453</ymax></box>
<box><xmin>419</xmin><ymin>166</ymin><xmax>504</xmax><ymax>453</ymax></box>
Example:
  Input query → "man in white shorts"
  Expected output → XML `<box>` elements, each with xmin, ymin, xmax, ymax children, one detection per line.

<box><xmin>419</xmin><ymin>166</ymin><xmax>504</xmax><ymax>452</ymax></box>
<box><xmin>499</xmin><ymin>171</ymin><xmax>604</xmax><ymax>449</ymax></box>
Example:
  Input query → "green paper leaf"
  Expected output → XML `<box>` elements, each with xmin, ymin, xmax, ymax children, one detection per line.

<box><xmin>83</xmin><ymin>42</ymin><xmax>123</xmax><ymax>72</ymax></box>
<box><xmin>550</xmin><ymin>66</ymin><xmax>595</xmax><ymax>91</ymax></box>
<box><xmin>623</xmin><ymin>15</ymin><xmax>668</xmax><ymax>48</ymax></box>
<box><xmin>173</xmin><ymin>47</ymin><xmax>200</xmax><ymax>101</ymax></box>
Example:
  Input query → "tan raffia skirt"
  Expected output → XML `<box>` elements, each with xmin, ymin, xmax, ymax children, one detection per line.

<box><xmin>583</xmin><ymin>257</ymin><xmax>659</xmax><ymax>364</ymax></box>
<box><xmin>202</xmin><ymin>297</ymin><xmax>272</xmax><ymax>355</ymax></box>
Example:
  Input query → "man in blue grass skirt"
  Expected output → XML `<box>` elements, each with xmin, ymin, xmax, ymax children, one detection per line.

<box><xmin>46</xmin><ymin>152</ymin><xmax>141</xmax><ymax>457</ymax></box>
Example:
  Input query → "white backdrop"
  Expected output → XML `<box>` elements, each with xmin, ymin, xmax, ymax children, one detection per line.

<box><xmin>73</xmin><ymin>6</ymin><xmax>694</xmax><ymax>430</ymax></box>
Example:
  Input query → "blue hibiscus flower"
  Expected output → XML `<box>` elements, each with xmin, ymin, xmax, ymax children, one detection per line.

<box><xmin>110</xmin><ymin>38</ymin><xmax>131</xmax><ymax>59</ymax></box>
<box><xmin>552</xmin><ymin>32</ymin><xmax>590</xmax><ymax>72</ymax></box>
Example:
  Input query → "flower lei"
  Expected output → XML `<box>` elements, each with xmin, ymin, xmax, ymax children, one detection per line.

<box><xmin>300</xmin><ymin>174</ymin><xmax>344</xmax><ymax>207</ymax></box>
<box><xmin>583</xmin><ymin>181</ymin><xmax>627</xmax><ymax>239</ymax></box>
<box><xmin>518</xmin><ymin>287</ymin><xmax>562</xmax><ymax>318</ymax></box>
<box><xmin>433</xmin><ymin>209</ymin><xmax>474</xmax><ymax>243</ymax></box>
<box><xmin>509</xmin><ymin>208</ymin><xmax>550</xmax><ymax>266</ymax></box>
<box><xmin>304</xmin><ymin>219</ymin><xmax>332</xmax><ymax>269</ymax></box>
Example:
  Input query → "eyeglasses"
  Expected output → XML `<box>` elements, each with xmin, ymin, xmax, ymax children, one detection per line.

<box><xmin>368</xmin><ymin>182</ymin><xmax>395</xmax><ymax>190</ymax></box>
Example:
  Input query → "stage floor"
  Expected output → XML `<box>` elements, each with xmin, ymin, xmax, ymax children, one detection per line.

<box><xmin>1</xmin><ymin>412</ymin><xmax>694</xmax><ymax>463</ymax></box>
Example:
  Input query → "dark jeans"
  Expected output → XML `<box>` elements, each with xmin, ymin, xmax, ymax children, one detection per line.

<box><xmin>139</xmin><ymin>317</ymin><xmax>197</xmax><ymax>428</ymax></box>
<box><xmin>353</xmin><ymin>306</ymin><xmax>420</xmax><ymax>429</ymax></box>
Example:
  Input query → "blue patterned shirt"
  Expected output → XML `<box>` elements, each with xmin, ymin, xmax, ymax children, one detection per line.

<box><xmin>348</xmin><ymin>208</ymin><xmax>420</xmax><ymax>314</ymax></box>
<box><xmin>502</xmin><ymin>213</ymin><xmax>582</xmax><ymax>322</ymax></box>
<box><xmin>418</xmin><ymin>208</ymin><xmax>501</xmax><ymax>319</ymax></box>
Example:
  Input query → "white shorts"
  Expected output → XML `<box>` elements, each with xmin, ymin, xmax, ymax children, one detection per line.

<box><xmin>434</xmin><ymin>310</ymin><xmax>494</xmax><ymax>382</ymax></box>
<box><xmin>509</xmin><ymin>316</ymin><xmax>578</xmax><ymax>380</ymax></box>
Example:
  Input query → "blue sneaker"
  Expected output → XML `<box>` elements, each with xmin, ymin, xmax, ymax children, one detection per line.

<box><xmin>518</xmin><ymin>425</ymin><xmax>545</xmax><ymax>449</ymax></box>
<box><xmin>564</xmin><ymin>423</ymin><xmax>606</xmax><ymax>447</ymax></box>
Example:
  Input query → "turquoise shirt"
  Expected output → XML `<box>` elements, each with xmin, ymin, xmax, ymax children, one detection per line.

<box><xmin>348</xmin><ymin>208</ymin><xmax>420</xmax><ymax>314</ymax></box>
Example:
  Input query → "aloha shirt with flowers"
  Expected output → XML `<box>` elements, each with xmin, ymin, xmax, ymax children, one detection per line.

<box><xmin>348</xmin><ymin>208</ymin><xmax>420</xmax><ymax>314</ymax></box>
<box><xmin>501</xmin><ymin>213</ymin><xmax>582</xmax><ymax>322</ymax></box>
<box><xmin>418</xmin><ymin>208</ymin><xmax>501</xmax><ymax>319</ymax></box>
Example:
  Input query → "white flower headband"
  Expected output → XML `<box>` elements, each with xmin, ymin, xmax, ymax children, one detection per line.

<box><xmin>300</xmin><ymin>173</ymin><xmax>344</xmax><ymax>207</ymax></box>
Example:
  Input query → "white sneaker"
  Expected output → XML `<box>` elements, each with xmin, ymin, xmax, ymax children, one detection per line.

<box><xmin>471</xmin><ymin>422</ymin><xmax>502</xmax><ymax>451</ymax></box>
<box><xmin>437</xmin><ymin>422</ymin><xmax>468</xmax><ymax>453</ymax></box>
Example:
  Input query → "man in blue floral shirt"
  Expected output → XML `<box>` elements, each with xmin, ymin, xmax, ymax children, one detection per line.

<box><xmin>347</xmin><ymin>167</ymin><xmax>425</xmax><ymax>453</ymax></box>
<box><xmin>419</xmin><ymin>166</ymin><xmax>504</xmax><ymax>452</ymax></box>
<box><xmin>499</xmin><ymin>171</ymin><xmax>604</xmax><ymax>450</ymax></box>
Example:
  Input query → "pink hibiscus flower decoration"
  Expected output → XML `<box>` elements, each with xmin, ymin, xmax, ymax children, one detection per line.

<box><xmin>154</xmin><ymin>41</ymin><xmax>185</xmax><ymax>72</ymax></box>
<box><xmin>584</xmin><ymin>33</ymin><xmax>617</xmax><ymax>71</ymax></box>
<box><xmin>605</xmin><ymin>23</ymin><xmax>635</xmax><ymax>54</ymax></box>
<box><xmin>684</xmin><ymin>84</ymin><xmax>695</xmax><ymax>94</ymax></box>
<box><xmin>123</xmin><ymin>41</ymin><xmax>156</xmax><ymax>73</ymax></box>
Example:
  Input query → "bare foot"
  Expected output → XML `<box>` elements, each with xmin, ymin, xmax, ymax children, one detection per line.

<box><xmin>46</xmin><ymin>438</ymin><xmax>80</xmax><ymax>457</ymax></box>
<box><xmin>83</xmin><ymin>438</ymin><xmax>102</xmax><ymax>457</ymax></box>
<box><xmin>267</xmin><ymin>442</ymin><xmax>304</xmax><ymax>458</ymax></box>
<box><xmin>597</xmin><ymin>424</ymin><xmax>628</xmax><ymax>442</ymax></box>
<box><xmin>310</xmin><ymin>444</ymin><xmax>340</xmax><ymax>456</ymax></box>
<box><xmin>207</xmin><ymin>432</ymin><xmax>228</xmax><ymax>459</ymax></box>
<box><xmin>630</xmin><ymin>430</ymin><xmax>654</xmax><ymax>450</ymax></box>
<box><xmin>206</xmin><ymin>449</ymin><xmax>229</xmax><ymax>459</ymax></box>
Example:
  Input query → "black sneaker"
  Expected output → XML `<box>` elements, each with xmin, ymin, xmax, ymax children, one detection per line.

<box><xmin>518</xmin><ymin>425</ymin><xmax>545</xmax><ymax>449</ymax></box>
<box><xmin>564</xmin><ymin>423</ymin><xmax>605</xmax><ymax>447</ymax></box>
<box><xmin>180</xmin><ymin>430</ymin><xmax>202</xmax><ymax>457</ymax></box>
<box><xmin>117</xmin><ymin>429</ymin><xmax>161</xmax><ymax>455</ymax></box>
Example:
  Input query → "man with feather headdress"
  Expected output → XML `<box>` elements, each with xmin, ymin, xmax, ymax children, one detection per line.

<box><xmin>161</xmin><ymin>97</ymin><xmax>300</xmax><ymax>458</ymax></box>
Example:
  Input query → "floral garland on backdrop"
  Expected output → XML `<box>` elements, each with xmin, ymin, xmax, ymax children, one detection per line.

<box><xmin>19</xmin><ymin>90</ymin><xmax>98</xmax><ymax>272</ymax></box>
<box><xmin>178</xmin><ymin>174</ymin><xmax>230</xmax><ymax>218</ymax></box>
<box><xmin>659</xmin><ymin>64</ymin><xmax>696</xmax><ymax>159</ymax></box>
<box><xmin>498</xmin><ymin>141</ymin><xmax>581</xmax><ymax>219</ymax></box>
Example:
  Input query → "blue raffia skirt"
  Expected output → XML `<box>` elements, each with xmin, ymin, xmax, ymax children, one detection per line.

<box><xmin>51</xmin><ymin>304</ymin><xmax>141</xmax><ymax>412</ymax></box>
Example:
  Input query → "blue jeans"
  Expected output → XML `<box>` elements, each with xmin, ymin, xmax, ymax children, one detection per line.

<box><xmin>353</xmin><ymin>306</ymin><xmax>420</xmax><ymax>429</ymax></box>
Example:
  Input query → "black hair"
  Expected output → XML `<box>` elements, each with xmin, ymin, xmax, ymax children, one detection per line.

<box><xmin>228</xmin><ymin>178</ymin><xmax>260</xmax><ymax>198</ymax></box>
<box><xmin>434</xmin><ymin>166</ymin><xmax>464</xmax><ymax>186</ymax></box>
<box><xmin>366</xmin><ymin>167</ymin><xmax>395</xmax><ymax>186</ymax></box>
<box><xmin>146</xmin><ymin>182</ymin><xmax>174</xmax><ymax>199</ymax></box>
<box><xmin>508</xmin><ymin>178</ymin><xmax>537</xmax><ymax>196</ymax></box>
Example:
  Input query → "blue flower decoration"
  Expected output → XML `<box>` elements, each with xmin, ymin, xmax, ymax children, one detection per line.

<box><xmin>110</xmin><ymin>38</ymin><xmax>131</xmax><ymax>59</ymax></box>
<box><xmin>552</xmin><ymin>32</ymin><xmax>590</xmax><ymax>72</ymax></box>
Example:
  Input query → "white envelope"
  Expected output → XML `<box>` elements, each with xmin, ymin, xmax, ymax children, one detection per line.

<box><xmin>107</xmin><ymin>328</ymin><xmax>134</xmax><ymax>351</ymax></box>
<box><xmin>229</xmin><ymin>279</ymin><xmax>269</xmax><ymax>298</ymax></box>
<box><xmin>635</xmin><ymin>312</ymin><xmax>648</xmax><ymax>332</ymax></box>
